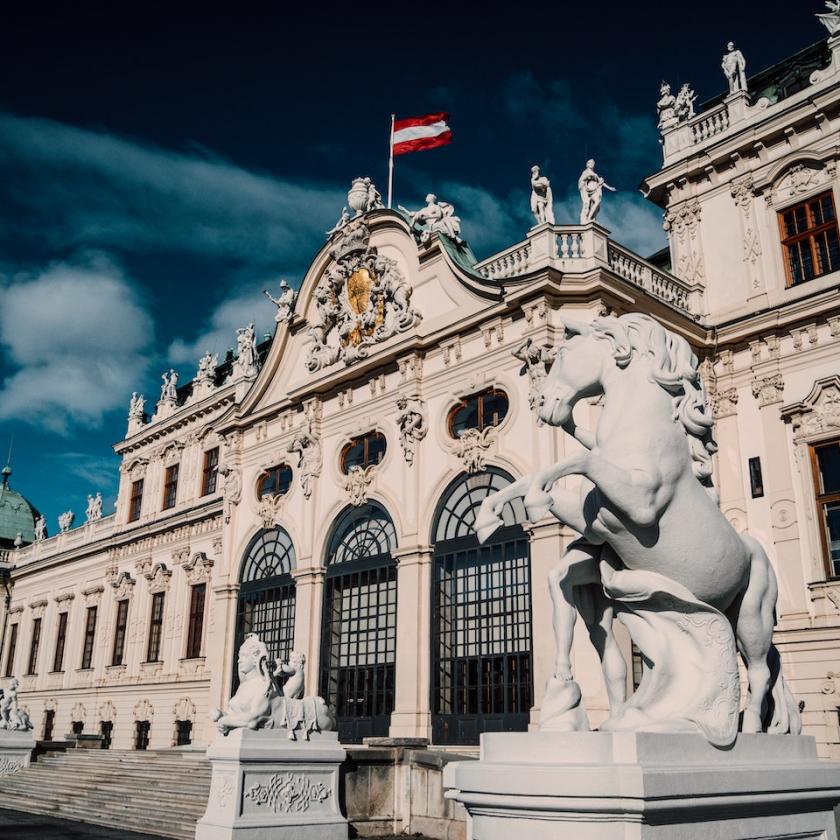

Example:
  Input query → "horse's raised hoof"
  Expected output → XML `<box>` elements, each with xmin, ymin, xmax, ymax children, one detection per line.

<box><xmin>539</xmin><ymin>676</ymin><xmax>589</xmax><ymax>732</ymax></box>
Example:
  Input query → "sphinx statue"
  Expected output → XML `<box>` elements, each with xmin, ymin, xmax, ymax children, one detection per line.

<box><xmin>475</xmin><ymin>312</ymin><xmax>800</xmax><ymax>747</ymax></box>
<box><xmin>211</xmin><ymin>634</ymin><xmax>335</xmax><ymax>740</ymax></box>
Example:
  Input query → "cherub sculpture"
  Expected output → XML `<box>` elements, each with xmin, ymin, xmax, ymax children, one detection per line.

<box><xmin>0</xmin><ymin>679</ymin><xmax>33</xmax><ymax>731</ymax></box>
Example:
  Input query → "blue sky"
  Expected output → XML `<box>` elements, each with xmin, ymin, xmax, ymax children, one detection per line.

<box><xmin>0</xmin><ymin>2</ymin><xmax>822</xmax><ymax>530</ymax></box>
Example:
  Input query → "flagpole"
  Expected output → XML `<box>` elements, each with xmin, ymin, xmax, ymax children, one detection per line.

<box><xmin>387</xmin><ymin>113</ymin><xmax>395</xmax><ymax>209</ymax></box>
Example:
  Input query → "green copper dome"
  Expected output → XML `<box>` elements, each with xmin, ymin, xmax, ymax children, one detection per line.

<box><xmin>0</xmin><ymin>465</ymin><xmax>39</xmax><ymax>548</ymax></box>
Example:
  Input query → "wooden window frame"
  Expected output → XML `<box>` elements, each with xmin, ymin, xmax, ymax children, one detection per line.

<box><xmin>52</xmin><ymin>611</ymin><xmax>68</xmax><ymax>673</ymax></box>
<box><xmin>80</xmin><ymin>606</ymin><xmax>97</xmax><ymax>670</ymax></box>
<box><xmin>777</xmin><ymin>189</ymin><xmax>840</xmax><ymax>288</ymax></box>
<box><xmin>257</xmin><ymin>464</ymin><xmax>293</xmax><ymax>500</ymax></box>
<box><xmin>201</xmin><ymin>448</ymin><xmax>219</xmax><ymax>496</ymax></box>
<box><xmin>111</xmin><ymin>599</ymin><xmax>129</xmax><ymax>666</ymax></box>
<box><xmin>128</xmin><ymin>479</ymin><xmax>144</xmax><ymax>522</ymax></box>
<box><xmin>340</xmin><ymin>431</ymin><xmax>387</xmax><ymax>474</ymax></box>
<box><xmin>185</xmin><ymin>583</ymin><xmax>206</xmax><ymax>660</ymax></box>
<box><xmin>808</xmin><ymin>438</ymin><xmax>840</xmax><ymax>579</ymax></box>
<box><xmin>447</xmin><ymin>388</ymin><xmax>510</xmax><ymax>438</ymax></box>
<box><xmin>162</xmin><ymin>463</ymin><xmax>179</xmax><ymax>511</ymax></box>
<box><xmin>146</xmin><ymin>591</ymin><xmax>165</xmax><ymax>663</ymax></box>
<box><xmin>3</xmin><ymin>623</ymin><xmax>18</xmax><ymax>677</ymax></box>
<box><xmin>26</xmin><ymin>617</ymin><xmax>41</xmax><ymax>676</ymax></box>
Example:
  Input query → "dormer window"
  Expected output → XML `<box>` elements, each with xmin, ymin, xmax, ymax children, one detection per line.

<box><xmin>779</xmin><ymin>190</ymin><xmax>840</xmax><ymax>287</ymax></box>
<box><xmin>341</xmin><ymin>431</ymin><xmax>387</xmax><ymax>473</ymax></box>
<box><xmin>448</xmin><ymin>388</ymin><xmax>509</xmax><ymax>438</ymax></box>
<box><xmin>258</xmin><ymin>464</ymin><xmax>293</xmax><ymax>499</ymax></box>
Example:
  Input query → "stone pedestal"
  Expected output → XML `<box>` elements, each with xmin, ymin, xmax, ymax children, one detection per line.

<box><xmin>443</xmin><ymin>731</ymin><xmax>840</xmax><ymax>840</ymax></box>
<box><xmin>195</xmin><ymin>728</ymin><xmax>347</xmax><ymax>840</ymax></box>
<box><xmin>0</xmin><ymin>730</ymin><xmax>36</xmax><ymax>776</ymax></box>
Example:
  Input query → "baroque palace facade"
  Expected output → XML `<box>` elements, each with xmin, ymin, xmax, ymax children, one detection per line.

<box><xmin>3</xmin><ymin>26</ymin><xmax>840</xmax><ymax>760</ymax></box>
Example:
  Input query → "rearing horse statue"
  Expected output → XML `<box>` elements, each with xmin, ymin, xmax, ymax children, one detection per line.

<box><xmin>475</xmin><ymin>313</ymin><xmax>799</xmax><ymax>746</ymax></box>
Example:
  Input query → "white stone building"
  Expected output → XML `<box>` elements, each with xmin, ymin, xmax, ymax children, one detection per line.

<box><xmin>2</xmin><ymin>26</ymin><xmax>840</xmax><ymax>761</ymax></box>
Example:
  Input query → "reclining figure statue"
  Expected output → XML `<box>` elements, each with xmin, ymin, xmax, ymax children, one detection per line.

<box><xmin>211</xmin><ymin>634</ymin><xmax>335</xmax><ymax>740</ymax></box>
<box><xmin>475</xmin><ymin>312</ymin><xmax>800</xmax><ymax>747</ymax></box>
<box><xmin>0</xmin><ymin>678</ymin><xmax>33</xmax><ymax>731</ymax></box>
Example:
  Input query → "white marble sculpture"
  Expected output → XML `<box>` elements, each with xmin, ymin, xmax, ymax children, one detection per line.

<box><xmin>475</xmin><ymin>313</ymin><xmax>800</xmax><ymax>746</ymax></box>
<box><xmin>264</xmin><ymin>279</ymin><xmax>297</xmax><ymax>325</ymax></box>
<box><xmin>194</xmin><ymin>351</ymin><xmax>218</xmax><ymax>385</ymax></box>
<box><xmin>513</xmin><ymin>338</ymin><xmax>558</xmax><ymax>421</ymax></box>
<box><xmin>33</xmin><ymin>515</ymin><xmax>46</xmax><ymax>541</ymax></box>
<box><xmin>219</xmin><ymin>464</ymin><xmax>242</xmax><ymax>524</ymax></box>
<box><xmin>674</xmin><ymin>82</ymin><xmax>698</xmax><ymax>121</ymax></box>
<box><xmin>657</xmin><ymin>82</ymin><xmax>678</xmax><ymax>130</ymax></box>
<box><xmin>287</xmin><ymin>418</ymin><xmax>322</xmax><ymax>500</ymax></box>
<box><xmin>530</xmin><ymin>166</ymin><xmax>555</xmax><ymax>226</ymax></box>
<box><xmin>211</xmin><ymin>635</ymin><xmax>335</xmax><ymax>739</ymax></box>
<box><xmin>347</xmin><ymin>176</ymin><xmax>383</xmax><ymax>217</ymax></box>
<box><xmin>0</xmin><ymin>680</ymin><xmax>33</xmax><ymax>731</ymax></box>
<box><xmin>127</xmin><ymin>391</ymin><xmax>146</xmax><ymax>435</ymax></box>
<box><xmin>232</xmin><ymin>324</ymin><xmax>259</xmax><ymax>380</ymax></box>
<box><xmin>327</xmin><ymin>207</ymin><xmax>351</xmax><ymax>237</ymax></box>
<box><xmin>396</xmin><ymin>396</ymin><xmax>428</xmax><ymax>465</ymax></box>
<box><xmin>722</xmin><ymin>41</ymin><xmax>748</xmax><ymax>94</ymax></box>
<box><xmin>160</xmin><ymin>369</ymin><xmax>179</xmax><ymax>403</ymax></box>
<box><xmin>13</xmin><ymin>533</ymin><xmax>22</xmax><ymax>549</ymax></box>
<box><xmin>306</xmin><ymin>219</ymin><xmax>421</xmax><ymax>372</ymax></box>
<box><xmin>400</xmin><ymin>194</ymin><xmax>463</xmax><ymax>245</ymax></box>
<box><xmin>343</xmin><ymin>465</ymin><xmax>375</xmax><ymax>506</ymax></box>
<box><xmin>58</xmin><ymin>510</ymin><xmax>74</xmax><ymax>533</ymax></box>
<box><xmin>578</xmin><ymin>160</ymin><xmax>616</xmax><ymax>224</ymax></box>
<box><xmin>818</xmin><ymin>0</ymin><xmax>840</xmax><ymax>34</ymax></box>
<box><xmin>85</xmin><ymin>492</ymin><xmax>103</xmax><ymax>523</ymax></box>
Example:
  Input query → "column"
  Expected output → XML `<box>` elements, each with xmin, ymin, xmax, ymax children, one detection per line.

<box><xmin>389</xmin><ymin>545</ymin><xmax>433</xmax><ymax>740</ymax></box>
<box><xmin>751</xmin><ymin>374</ymin><xmax>809</xmax><ymax>619</ymax></box>
<box><xmin>206</xmin><ymin>581</ymin><xmax>239</xmax><ymax>711</ymax></box>
<box><xmin>289</xmin><ymin>566</ymin><xmax>325</xmax><ymax>697</ymax></box>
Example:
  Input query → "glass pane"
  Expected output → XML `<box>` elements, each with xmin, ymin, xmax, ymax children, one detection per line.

<box><xmin>821</xmin><ymin>194</ymin><xmax>836</xmax><ymax>222</ymax></box>
<box><xmin>782</xmin><ymin>210</ymin><xmax>798</xmax><ymax>238</ymax></box>
<box><xmin>809</xmin><ymin>198</ymin><xmax>826</xmax><ymax>227</ymax></box>
<box><xmin>793</xmin><ymin>205</ymin><xmax>808</xmax><ymax>235</ymax></box>
<box><xmin>817</xmin><ymin>443</ymin><xmax>840</xmax><ymax>495</ymax></box>
<box><xmin>825</xmin><ymin>227</ymin><xmax>840</xmax><ymax>274</ymax></box>
<box><xmin>452</xmin><ymin>398</ymin><xmax>480</xmax><ymax>437</ymax></box>
<box><xmin>481</xmin><ymin>391</ymin><xmax>509</xmax><ymax>428</ymax></box>
<box><xmin>824</xmin><ymin>502</ymin><xmax>840</xmax><ymax>576</ymax></box>
<box><xmin>342</xmin><ymin>439</ymin><xmax>365</xmax><ymax>471</ymax></box>
<box><xmin>367</xmin><ymin>434</ymin><xmax>386</xmax><ymax>465</ymax></box>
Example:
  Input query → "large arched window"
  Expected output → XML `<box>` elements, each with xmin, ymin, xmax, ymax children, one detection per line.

<box><xmin>431</xmin><ymin>468</ymin><xmax>533</xmax><ymax>745</ymax></box>
<box><xmin>319</xmin><ymin>503</ymin><xmax>398</xmax><ymax>744</ymax></box>
<box><xmin>234</xmin><ymin>528</ymin><xmax>297</xmax><ymax>686</ymax></box>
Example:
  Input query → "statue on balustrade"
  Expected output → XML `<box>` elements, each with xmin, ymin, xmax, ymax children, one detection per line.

<box><xmin>475</xmin><ymin>312</ymin><xmax>801</xmax><ymax>747</ymax></box>
<box><xmin>817</xmin><ymin>0</ymin><xmax>840</xmax><ymax>35</ymax></box>
<box><xmin>674</xmin><ymin>82</ymin><xmax>697</xmax><ymax>121</ymax></box>
<box><xmin>578</xmin><ymin>159</ymin><xmax>615</xmax><ymax>224</ymax></box>
<box><xmin>657</xmin><ymin>82</ymin><xmax>678</xmax><ymax>131</ymax></box>
<box><xmin>530</xmin><ymin>165</ymin><xmax>556</xmax><ymax>225</ymax></box>
<box><xmin>211</xmin><ymin>635</ymin><xmax>335</xmax><ymax>741</ymax></box>
<box><xmin>722</xmin><ymin>41</ymin><xmax>747</xmax><ymax>94</ymax></box>
<box><xmin>400</xmin><ymin>193</ymin><xmax>463</xmax><ymax>245</ymax></box>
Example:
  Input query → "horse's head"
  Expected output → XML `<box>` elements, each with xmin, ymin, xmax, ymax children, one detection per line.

<box><xmin>538</xmin><ymin>315</ymin><xmax>609</xmax><ymax>427</ymax></box>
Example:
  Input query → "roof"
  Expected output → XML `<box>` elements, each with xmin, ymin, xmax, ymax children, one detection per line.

<box><xmin>0</xmin><ymin>465</ymin><xmax>39</xmax><ymax>548</ymax></box>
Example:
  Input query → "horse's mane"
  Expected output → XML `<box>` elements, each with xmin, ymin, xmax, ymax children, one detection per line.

<box><xmin>590</xmin><ymin>313</ymin><xmax>718</xmax><ymax>498</ymax></box>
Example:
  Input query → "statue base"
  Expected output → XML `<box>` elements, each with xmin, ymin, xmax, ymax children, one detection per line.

<box><xmin>195</xmin><ymin>728</ymin><xmax>347</xmax><ymax>840</ymax></box>
<box><xmin>0</xmin><ymin>729</ymin><xmax>36</xmax><ymax>776</ymax></box>
<box><xmin>443</xmin><ymin>731</ymin><xmax>840</xmax><ymax>840</ymax></box>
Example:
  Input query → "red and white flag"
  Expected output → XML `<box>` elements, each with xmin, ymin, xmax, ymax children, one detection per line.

<box><xmin>391</xmin><ymin>112</ymin><xmax>452</xmax><ymax>156</ymax></box>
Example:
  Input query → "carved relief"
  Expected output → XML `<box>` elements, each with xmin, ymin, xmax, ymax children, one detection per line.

<box><xmin>82</xmin><ymin>585</ymin><xmax>104</xmax><ymax>607</ymax></box>
<box><xmin>111</xmin><ymin>572</ymin><xmax>136</xmax><ymax>600</ymax></box>
<box><xmin>781</xmin><ymin>376</ymin><xmax>840</xmax><ymax>440</ymax></box>
<box><xmin>287</xmin><ymin>418</ymin><xmax>322</xmax><ymax>500</ymax></box>
<box><xmin>663</xmin><ymin>198</ymin><xmax>705</xmax><ymax>283</ymax></box>
<box><xmin>396</xmin><ymin>396</ymin><xmax>427</xmax><ymax>465</ymax></box>
<box><xmin>343</xmin><ymin>465</ymin><xmax>375</xmax><ymax>506</ymax></box>
<box><xmin>258</xmin><ymin>493</ymin><xmax>285</xmax><ymax>529</ymax></box>
<box><xmin>514</xmin><ymin>338</ymin><xmax>558</xmax><ymax>422</ymax></box>
<box><xmin>452</xmin><ymin>427</ymin><xmax>495</xmax><ymax>473</ymax></box>
<box><xmin>711</xmin><ymin>387</ymin><xmax>739</xmax><ymax>419</ymax></box>
<box><xmin>0</xmin><ymin>757</ymin><xmax>23</xmax><ymax>776</ymax></box>
<box><xmin>219</xmin><ymin>465</ymin><xmax>242</xmax><ymax>524</ymax></box>
<box><xmin>145</xmin><ymin>563</ymin><xmax>172</xmax><ymax>593</ymax></box>
<box><xmin>751</xmin><ymin>373</ymin><xmax>785</xmax><ymax>407</ymax></box>
<box><xmin>306</xmin><ymin>218</ymin><xmax>420</xmax><ymax>372</ymax></box>
<box><xmin>245</xmin><ymin>773</ymin><xmax>330</xmax><ymax>814</ymax></box>
<box><xmin>183</xmin><ymin>552</ymin><xmax>214</xmax><ymax>584</ymax></box>
<box><xmin>173</xmin><ymin>697</ymin><xmax>196</xmax><ymax>721</ymax></box>
<box><xmin>730</xmin><ymin>175</ymin><xmax>762</xmax><ymax>273</ymax></box>
<box><xmin>133</xmin><ymin>699</ymin><xmax>154</xmax><ymax>721</ymax></box>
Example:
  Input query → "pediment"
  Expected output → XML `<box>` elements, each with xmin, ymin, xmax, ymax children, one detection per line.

<box><xmin>781</xmin><ymin>375</ymin><xmax>840</xmax><ymax>439</ymax></box>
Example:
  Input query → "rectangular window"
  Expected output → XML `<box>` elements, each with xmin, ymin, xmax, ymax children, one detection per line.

<box><xmin>43</xmin><ymin>708</ymin><xmax>55</xmax><ymax>741</ymax></box>
<box><xmin>162</xmin><ymin>464</ymin><xmax>179</xmax><ymax>510</ymax></box>
<box><xmin>810</xmin><ymin>438</ymin><xmax>840</xmax><ymax>577</ymax></box>
<box><xmin>111</xmin><ymin>600</ymin><xmax>129</xmax><ymax>666</ymax></box>
<box><xmin>175</xmin><ymin>719</ymin><xmax>192</xmax><ymax>746</ymax></box>
<box><xmin>3</xmin><ymin>623</ymin><xmax>18</xmax><ymax>677</ymax></box>
<box><xmin>52</xmin><ymin>612</ymin><xmax>68</xmax><ymax>672</ymax></box>
<box><xmin>26</xmin><ymin>617</ymin><xmax>41</xmax><ymax>675</ymax></box>
<box><xmin>135</xmin><ymin>719</ymin><xmax>151</xmax><ymax>750</ymax></box>
<box><xmin>201</xmin><ymin>448</ymin><xmax>219</xmax><ymax>496</ymax></box>
<box><xmin>80</xmin><ymin>606</ymin><xmax>97</xmax><ymax>669</ymax></box>
<box><xmin>748</xmin><ymin>457</ymin><xmax>764</xmax><ymax>499</ymax></box>
<box><xmin>779</xmin><ymin>190</ymin><xmax>840</xmax><ymax>287</ymax></box>
<box><xmin>185</xmin><ymin>583</ymin><xmax>206</xmax><ymax>659</ymax></box>
<box><xmin>146</xmin><ymin>592</ymin><xmax>165</xmax><ymax>662</ymax></box>
<box><xmin>129</xmin><ymin>479</ymin><xmax>144</xmax><ymax>522</ymax></box>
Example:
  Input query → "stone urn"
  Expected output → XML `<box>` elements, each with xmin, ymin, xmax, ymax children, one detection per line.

<box><xmin>347</xmin><ymin>178</ymin><xmax>370</xmax><ymax>216</ymax></box>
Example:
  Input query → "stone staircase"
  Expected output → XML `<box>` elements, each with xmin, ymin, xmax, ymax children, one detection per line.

<box><xmin>0</xmin><ymin>748</ymin><xmax>211</xmax><ymax>839</ymax></box>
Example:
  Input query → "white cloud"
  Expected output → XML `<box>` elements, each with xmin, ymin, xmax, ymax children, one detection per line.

<box><xmin>0</xmin><ymin>257</ymin><xmax>153</xmax><ymax>433</ymax></box>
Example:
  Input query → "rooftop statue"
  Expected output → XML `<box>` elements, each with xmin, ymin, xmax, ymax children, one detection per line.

<box><xmin>0</xmin><ymin>679</ymin><xmax>33</xmax><ymax>731</ymax></box>
<box><xmin>400</xmin><ymin>193</ymin><xmax>463</xmax><ymax>246</ymax></box>
<box><xmin>264</xmin><ymin>279</ymin><xmax>297</xmax><ymax>325</ymax></box>
<box><xmin>194</xmin><ymin>351</ymin><xmax>218</xmax><ymax>385</ymax></box>
<box><xmin>474</xmin><ymin>313</ymin><xmax>800</xmax><ymax>746</ymax></box>
<box><xmin>33</xmin><ymin>515</ymin><xmax>46</xmax><ymax>542</ymax></box>
<box><xmin>722</xmin><ymin>41</ymin><xmax>747</xmax><ymax>94</ymax></box>
<box><xmin>817</xmin><ymin>0</ymin><xmax>840</xmax><ymax>35</ymax></box>
<box><xmin>211</xmin><ymin>634</ymin><xmax>335</xmax><ymax>740</ymax></box>
<box><xmin>347</xmin><ymin>177</ymin><xmax>383</xmax><ymax>217</ymax></box>
<box><xmin>160</xmin><ymin>369</ymin><xmax>179</xmax><ymax>403</ymax></box>
<box><xmin>85</xmin><ymin>492</ymin><xmax>102</xmax><ymax>523</ymax></box>
<box><xmin>657</xmin><ymin>82</ymin><xmax>678</xmax><ymax>131</ymax></box>
<box><xmin>58</xmin><ymin>510</ymin><xmax>74</xmax><ymax>534</ymax></box>
<box><xmin>128</xmin><ymin>392</ymin><xmax>145</xmax><ymax>421</ymax></box>
<box><xmin>530</xmin><ymin>165</ymin><xmax>555</xmax><ymax>226</ymax></box>
<box><xmin>578</xmin><ymin>159</ymin><xmax>615</xmax><ymax>224</ymax></box>
<box><xmin>674</xmin><ymin>82</ymin><xmax>697</xmax><ymax>121</ymax></box>
<box><xmin>232</xmin><ymin>323</ymin><xmax>259</xmax><ymax>379</ymax></box>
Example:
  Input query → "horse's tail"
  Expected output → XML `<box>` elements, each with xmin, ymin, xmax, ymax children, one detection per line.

<box><xmin>739</xmin><ymin>533</ymin><xmax>802</xmax><ymax>735</ymax></box>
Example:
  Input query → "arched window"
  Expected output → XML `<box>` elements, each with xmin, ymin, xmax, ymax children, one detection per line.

<box><xmin>431</xmin><ymin>468</ymin><xmax>533</xmax><ymax>745</ymax></box>
<box><xmin>448</xmin><ymin>388</ymin><xmax>509</xmax><ymax>438</ymax></box>
<box><xmin>234</xmin><ymin>528</ymin><xmax>297</xmax><ymax>686</ymax></box>
<box><xmin>340</xmin><ymin>431</ymin><xmax>387</xmax><ymax>473</ymax></box>
<box><xmin>257</xmin><ymin>464</ymin><xmax>293</xmax><ymax>500</ymax></box>
<box><xmin>319</xmin><ymin>503</ymin><xmax>398</xmax><ymax>743</ymax></box>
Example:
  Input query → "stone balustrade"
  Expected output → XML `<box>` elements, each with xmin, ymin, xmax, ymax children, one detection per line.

<box><xmin>476</xmin><ymin>242</ymin><xmax>531</xmax><ymax>280</ymax></box>
<box><xmin>690</xmin><ymin>102</ymin><xmax>730</xmax><ymax>143</ymax></box>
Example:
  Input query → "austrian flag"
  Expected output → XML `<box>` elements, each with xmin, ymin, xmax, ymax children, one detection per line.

<box><xmin>391</xmin><ymin>112</ymin><xmax>452</xmax><ymax>156</ymax></box>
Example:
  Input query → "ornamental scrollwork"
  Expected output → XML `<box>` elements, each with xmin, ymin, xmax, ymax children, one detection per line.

<box><xmin>306</xmin><ymin>218</ymin><xmax>420</xmax><ymax>372</ymax></box>
<box><xmin>245</xmin><ymin>772</ymin><xmax>330</xmax><ymax>813</ymax></box>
